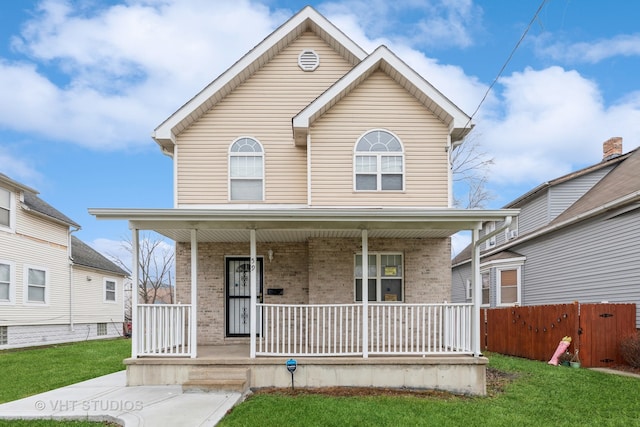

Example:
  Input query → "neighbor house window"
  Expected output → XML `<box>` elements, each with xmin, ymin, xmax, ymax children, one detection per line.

<box><xmin>0</xmin><ymin>261</ymin><xmax>14</xmax><ymax>304</ymax></box>
<box><xmin>481</xmin><ymin>271</ymin><xmax>490</xmax><ymax>306</ymax></box>
<box><xmin>25</xmin><ymin>266</ymin><xmax>47</xmax><ymax>303</ymax></box>
<box><xmin>354</xmin><ymin>130</ymin><xmax>404</xmax><ymax>191</ymax></box>
<box><xmin>104</xmin><ymin>279</ymin><xmax>116</xmax><ymax>303</ymax></box>
<box><xmin>97</xmin><ymin>323</ymin><xmax>107</xmax><ymax>336</ymax></box>
<box><xmin>229</xmin><ymin>137</ymin><xmax>264</xmax><ymax>201</ymax></box>
<box><xmin>0</xmin><ymin>326</ymin><xmax>7</xmax><ymax>345</ymax></box>
<box><xmin>0</xmin><ymin>187</ymin><xmax>12</xmax><ymax>229</ymax></box>
<box><xmin>485</xmin><ymin>221</ymin><xmax>496</xmax><ymax>249</ymax></box>
<box><xmin>355</xmin><ymin>253</ymin><xmax>403</xmax><ymax>302</ymax></box>
<box><xmin>497</xmin><ymin>267</ymin><xmax>521</xmax><ymax>306</ymax></box>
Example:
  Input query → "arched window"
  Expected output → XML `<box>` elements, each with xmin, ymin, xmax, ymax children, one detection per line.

<box><xmin>229</xmin><ymin>137</ymin><xmax>264</xmax><ymax>201</ymax></box>
<box><xmin>354</xmin><ymin>130</ymin><xmax>404</xmax><ymax>191</ymax></box>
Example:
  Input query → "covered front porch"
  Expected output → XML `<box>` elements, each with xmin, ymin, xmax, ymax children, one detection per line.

<box><xmin>90</xmin><ymin>207</ymin><xmax>518</xmax><ymax>395</ymax></box>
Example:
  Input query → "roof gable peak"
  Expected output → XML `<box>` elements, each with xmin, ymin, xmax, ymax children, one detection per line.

<box><xmin>152</xmin><ymin>6</ymin><xmax>367</xmax><ymax>155</ymax></box>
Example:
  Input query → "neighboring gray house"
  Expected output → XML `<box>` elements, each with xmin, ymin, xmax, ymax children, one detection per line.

<box><xmin>0</xmin><ymin>173</ymin><xmax>128</xmax><ymax>349</ymax></box>
<box><xmin>452</xmin><ymin>137</ymin><xmax>640</xmax><ymax>328</ymax></box>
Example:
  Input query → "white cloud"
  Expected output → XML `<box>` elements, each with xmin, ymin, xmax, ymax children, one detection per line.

<box><xmin>476</xmin><ymin>66</ymin><xmax>640</xmax><ymax>186</ymax></box>
<box><xmin>0</xmin><ymin>147</ymin><xmax>41</xmax><ymax>185</ymax></box>
<box><xmin>536</xmin><ymin>33</ymin><xmax>640</xmax><ymax>64</ymax></box>
<box><xmin>1</xmin><ymin>0</ymin><xmax>286</xmax><ymax>150</ymax></box>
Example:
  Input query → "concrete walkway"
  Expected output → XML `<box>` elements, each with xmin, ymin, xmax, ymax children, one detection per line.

<box><xmin>0</xmin><ymin>371</ymin><xmax>243</xmax><ymax>426</ymax></box>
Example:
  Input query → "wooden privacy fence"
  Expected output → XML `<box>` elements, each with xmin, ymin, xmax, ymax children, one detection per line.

<box><xmin>483</xmin><ymin>302</ymin><xmax>636</xmax><ymax>367</ymax></box>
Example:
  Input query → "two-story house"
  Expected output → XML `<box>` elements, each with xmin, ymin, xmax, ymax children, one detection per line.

<box><xmin>1</xmin><ymin>173</ymin><xmax>127</xmax><ymax>349</ymax></box>
<box><xmin>90</xmin><ymin>6</ymin><xmax>517</xmax><ymax>395</ymax></box>
<box><xmin>452</xmin><ymin>137</ymin><xmax>640</xmax><ymax>328</ymax></box>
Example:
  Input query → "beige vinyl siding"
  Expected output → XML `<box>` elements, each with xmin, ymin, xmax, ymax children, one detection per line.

<box><xmin>0</xmin><ymin>200</ymin><xmax>72</xmax><ymax>325</ymax></box>
<box><xmin>176</xmin><ymin>32</ymin><xmax>354</xmax><ymax>205</ymax></box>
<box><xmin>16</xmin><ymin>201</ymin><xmax>70</xmax><ymax>247</ymax></box>
<box><xmin>72</xmin><ymin>267</ymin><xmax>124</xmax><ymax>324</ymax></box>
<box><xmin>310</xmin><ymin>71</ymin><xmax>450</xmax><ymax>206</ymax></box>
<box><xmin>0</xmin><ymin>231</ymin><xmax>70</xmax><ymax>325</ymax></box>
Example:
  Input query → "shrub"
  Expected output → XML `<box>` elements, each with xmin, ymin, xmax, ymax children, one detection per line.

<box><xmin>619</xmin><ymin>332</ymin><xmax>640</xmax><ymax>368</ymax></box>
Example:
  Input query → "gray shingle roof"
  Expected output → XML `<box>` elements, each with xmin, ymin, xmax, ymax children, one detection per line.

<box><xmin>71</xmin><ymin>236</ymin><xmax>128</xmax><ymax>276</ymax></box>
<box><xmin>23</xmin><ymin>191</ymin><xmax>81</xmax><ymax>228</ymax></box>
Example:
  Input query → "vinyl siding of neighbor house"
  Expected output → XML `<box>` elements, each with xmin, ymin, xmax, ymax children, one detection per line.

<box><xmin>548</xmin><ymin>166</ymin><xmax>613</xmax><ymax>222</ymax></box>
<box><xmin>518</xmin><ymin>194</ymin><xmax>549</xmax><ymax>235</ymax></box>
<box><xmin>451</xmin><ymin>262</ymin><xmax>471</xmax><ymax>303</ymax></box>
<box><xmin>175</xmin><ymin>32</ymin><xmax>354</xmax><ymax>206</ymax></box>
<box><xmin>310</xmin><ymin>71</ymin><xmax>449</xmax><ymax>206</ymax></box>
<box><xmin>72</xmin><ymin>266</ymin><xmax>124</xmax><ymax>324</ymax></box>
<box><xmin>516</xmin><ymin>208</ymin><xmax>640</xmax><ymax>327</ymax></box>
<box><xmin>0</xmin><ymin>201</ymin><xmax>71</xmax><ymax>325</ymax></box>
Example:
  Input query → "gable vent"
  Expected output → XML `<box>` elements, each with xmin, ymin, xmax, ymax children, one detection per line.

<box><xmin>298</xmin><ymin>49</ymin><xmax>320</xmax><ymax>71</ymax></box>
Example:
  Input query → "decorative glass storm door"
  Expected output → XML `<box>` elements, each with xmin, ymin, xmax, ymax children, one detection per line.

<box><xmin>226</xmin><ymin>257</ymin><xmax>263</xmax><ymax>337</ymax></box>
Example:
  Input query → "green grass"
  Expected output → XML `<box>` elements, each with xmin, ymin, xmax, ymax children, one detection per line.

<box><xmin>0</xmin><ymin>338</ymin><xmax>130</xmax><ymax>404</ymax></box>
<box><xmin>219</xmin><ymin>353</ymin><xmax>640</xmax><ymax>427</ymax></box>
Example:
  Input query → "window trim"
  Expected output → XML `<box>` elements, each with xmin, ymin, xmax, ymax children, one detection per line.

<box><xmin>24</xmin><ymin>265</ymin><xmax>48</xmax><ymax>305</ymax></box>
<box><xmin>0</xmin><ymin>260</ymin><xmax>15</xmax><ymax>305</ymax></box>
<box><xmin>496</xmin><ymin>264</ymin><xmax>522</xmax><ymax>307</ymax></box>
<box><xmin>354</xmin><ymin>252</ymin><xmax>404</xmax><ymax>302</ymax></box>
<box><xmin>104</xmin><ymin>278</ymin><xmax>117</xmax><ymax>303</ymax></box>
<box><xmin>0</xmin><ymin>186</ymin><xmax>16</xmax><ymax>233</ymax></box>
<box><xmin>353</xmin><ymin>129</ymin><xmax>405</xmax><ymax>192</ymax></box>
<box><xmin>228</xmin><ymin>136</ymin><xmax>265</xmax><ymax>202</ymax></box>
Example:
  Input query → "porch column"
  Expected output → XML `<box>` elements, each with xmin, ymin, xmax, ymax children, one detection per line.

<box><xmin>250</xmin><ymin>229</ymin><xmax>257</xmax><ymax>358</ymax></box>
<box><xmin>190</xmin><ymin>229</ymin><xmax>198</xmax><ymax>358</ymax></box>
<box><xmin>131</xmin><ymin>228</ymin><xmax>139</xmax><ymax>358</ymax></box>
<box><xmin>361</xmin><ymin>229</ymin><xmax>368</xmax><ymax>358</ymax></box>
<box><xmin>471</xmin><ymin>227</ymin><xmax>481</xmax><ymax>357</ymax></box>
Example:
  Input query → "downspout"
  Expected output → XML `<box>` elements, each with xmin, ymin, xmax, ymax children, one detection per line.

<box><xmin>307</xmin><ymin>132</ymin><xmax>312</xmax><ymax>206</ymax></box>
<box><xmin>68</xmin><ymin>225</ymin><xmax>80</xmax><ymax>332</ymax></box>
<box><xmin>471</xmin><ymin>216</ymin><xmax>512</xmax><ymax>357</ymax></box>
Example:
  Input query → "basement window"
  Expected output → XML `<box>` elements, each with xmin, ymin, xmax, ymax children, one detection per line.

<box><xmin>0</xmin><ymin>326</ymin><xmax>7</xmax><ymax>345</ymax></box>
<box><xmin>97</xmin><ymin>323</ymin><xmax>107</xmax><ymax>336</ymax></box>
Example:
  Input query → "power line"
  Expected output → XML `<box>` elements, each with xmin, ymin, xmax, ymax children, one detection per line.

<box><xmin>464</xmin><ymin>0</ymin><xmax>549</xmax><ymax>127</ymax></box>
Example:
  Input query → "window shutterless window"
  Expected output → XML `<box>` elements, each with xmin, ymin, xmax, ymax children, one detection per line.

<box><xmin>105</xmin><ymin>280</ymin><xmax>116</xmax><ymax>302</ymax></box>
<box><xmin>354</xmin><ymin>253</ymin><xmax>403</xmax><ymax>302</ymax></box>
<box><xmin>0</xmin><ymin>326</ymin><xmax>7</xmax><ymax>345</ymax></box>
<box><xmin>229</xmin><ymin>137</ymin><xmax>264</xmax><ymax>201</ymax></box>
<box><xmin>26</xmin><ymin>267</ymin><xmax>46</xmax><ymax>303</ymax></box>
<box><xmin>354</xmin><ymin>130</ymin><xmax>404</xmax><ymax>191</ymax></box>
<box><xmin>0</xmin><ymin>187</ymin><xmax>11</xmax><ymax>228</ymax></box>
<box><xmin>498</xmin><ymin>267</ymin><xmax>520</xmax><ymax>305</ymax></box>
<box><xmin>97</xmin><ymin>323</ymin><xmax>107</xmax><ymax>336</ymax></box>
<box><xmin>481</xmin><ymin>271</ymin><xmax>490</xmax><ymax>306</ymax></box>
<box><xmin>0</xmin><ymin>262</ymin><xmax>11</xmax><ymax>302</ymax></box>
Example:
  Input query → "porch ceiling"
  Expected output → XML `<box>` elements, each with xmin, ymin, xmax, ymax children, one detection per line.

<box><xmin>89</xmin><ymin>207</ymin><xmax>520</xmax><ymax>243</ymax></box>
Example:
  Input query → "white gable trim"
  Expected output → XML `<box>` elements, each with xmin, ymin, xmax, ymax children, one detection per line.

<box><xmin>152</xmin><ymin>6</ymin><xmax>368</xmax><ymax>154</ymax></box>
<box><xmin>292</xmin><ymin>45</ymin><xmax>473</xmax><ymax>145</ymax></box>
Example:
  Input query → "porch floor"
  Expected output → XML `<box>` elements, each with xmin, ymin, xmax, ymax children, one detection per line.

<box><xmin>125</xmin><ymin>345</ymin><xmax>488</xmax><ymax>396</ymax></box>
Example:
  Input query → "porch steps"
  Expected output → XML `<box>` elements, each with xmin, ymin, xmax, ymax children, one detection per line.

<box><xmin>182</xmin><ymin>367</ymin><xmax>251</xmax><ymax>393</ymax></box>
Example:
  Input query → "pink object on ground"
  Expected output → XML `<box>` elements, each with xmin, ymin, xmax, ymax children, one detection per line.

<box><xmin>548</xmin><ymin>340</ymin><xmax>571</xmax><ymax>365</ymax></box>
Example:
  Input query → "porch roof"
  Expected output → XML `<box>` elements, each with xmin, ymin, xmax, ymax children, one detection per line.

<box><xmin>89</xmin><ymin>207</ymin><xmax>519</xmax><ymax>243</ymax></box>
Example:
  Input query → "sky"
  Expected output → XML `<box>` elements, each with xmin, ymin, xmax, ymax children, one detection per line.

<box><xmin>1</xmin><ymin>0</ymin><xmax>640</xmax><ymax>261</ymax></box>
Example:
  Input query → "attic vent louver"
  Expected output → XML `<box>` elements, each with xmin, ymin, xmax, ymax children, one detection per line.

<box><xmin>298</xmin><ymin>49</ymin><xmax>319</xmax><ymax>71</ymax></box>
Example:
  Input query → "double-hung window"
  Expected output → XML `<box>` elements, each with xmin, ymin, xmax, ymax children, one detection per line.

<box><xmin>0</xmin><ymin>187</ymin><xmax>12</xmax><ymax>230</ymax></box>
<box><xmin>25</xmin><ymin>266</ymin><xmax>47</xmax><ymax>304</ymax></box>
<box><xmin>104</xmin><ymin>279</ymin><xmax>116</xmax><ymax>303</ymax></box>
<box><xmin>354</xmin><ymin>130</ymin><xmax>404</xmax><ymax>191</ymax></box>
<box><xmin>229</xmin><ymin>137</ymin><xmax>264</xmax><ymax>201</ymax></box>
<box><xmin>481</xmin><ymin>271</ymin><xmax>490</xmax><ymax>306</ymax></box>
<box><xmin>497</xmin><ymin>267</ymin><xmax>521</xmax><ymax>306</ymax></box>
<box><xmin>355</xmin><ymin>253</ymin><xmax>403</xmax><ymax>302</ymax></box>
<box><xmin>0</xmin><ymin>261</ymin><xmax>13</xmax><ymax>304</ymax></box>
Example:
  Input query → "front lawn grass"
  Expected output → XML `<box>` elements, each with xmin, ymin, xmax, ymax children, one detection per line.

<box><xmin>0</xmin><ymin>338</ymin><xmax>130</xmax><ymax>404</ymax></box>
<box><xmin>219</xmin><ymin>353</ymin><xmax>640</xmax><ymax>427</ymax></box>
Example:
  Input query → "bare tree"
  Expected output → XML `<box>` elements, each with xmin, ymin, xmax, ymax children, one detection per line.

<box><xmin>450</xmin><ymin>135</ymin><xmax>495</xmax><ymax>208</ymax></box>
<box><xmin>110</xmin><ymin>232</ymin><xmax>175</xmax><ymax>306</ymax></box>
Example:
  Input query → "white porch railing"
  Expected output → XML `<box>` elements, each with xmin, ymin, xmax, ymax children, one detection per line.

<box><xmin>136</xmin><ymin>304</ymin><xmax>193</xmax><ymax>357</ymax></box>
<box><xmin>257</xmin><ymin>303</ymin><xmax>473</xmax><ymax>357</ymax></box>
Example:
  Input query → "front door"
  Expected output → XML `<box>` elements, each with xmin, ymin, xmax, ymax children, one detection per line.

<box><xmin>226</xmin><ymin>257</ymin><xmax>263</xmax><ymax>337</ymax></box>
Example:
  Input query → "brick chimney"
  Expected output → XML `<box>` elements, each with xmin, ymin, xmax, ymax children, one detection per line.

<box><xmin>602</xmin><ymin>137</ymin><xmax>623</xmax><ymax>160</ymax></box>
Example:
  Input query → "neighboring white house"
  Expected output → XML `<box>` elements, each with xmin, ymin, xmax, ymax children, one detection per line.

<box><xmin>0</xmin><ymin>173</ymin><xmax>128</xmax><ymax>349</ymax></box>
